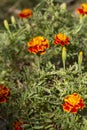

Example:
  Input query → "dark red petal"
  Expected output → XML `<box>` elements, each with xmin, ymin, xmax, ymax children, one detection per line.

<box><xmin>77</xmin><ymin>8</ymin><xmax>84</xmax><ymax>14</ymax></box>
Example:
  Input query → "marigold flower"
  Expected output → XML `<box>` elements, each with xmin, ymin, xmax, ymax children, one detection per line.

<box><xmin>18</xmin><ymin>9</ymin><xmax>33</xmax><ymax>18</ymax></box>
<box><xmin>62</xmin><ymin>93</ymin><xmax>85</xmax><ymax>114</ymax></box>
<box><xmin>54</xmin><ymin>33</ymin><xmax>70</xmax><ymax>46</ymax></box>
<box><xmin>0</xmin><ymin>84</ymin><xmax>10</xmax><ymax>103</ymax></box>
<box><xmin>14</xmin><ymin>121</ymin><xmax>28</xmax><ymax>130</ymax></box>
<box><xmin>77</xmin><ymin>3</ymin><xmax>87</xmax><ymax>15</ymax></box>
<box><xmin>27</xmin><ymin>36</ymin><xmax>49</xmax><ymax>55</ymax></box>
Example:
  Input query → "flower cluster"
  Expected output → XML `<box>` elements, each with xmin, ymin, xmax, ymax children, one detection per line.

<box><xmin>14</xmin><ymin>121</ymin><xmax>28</xmax><ymax>130</ymax></box>
<box><xmin>27</xmin><ymin>36</ymin><xmax>49</xmax><ymax>55</ymax></box>
<box><xmin>0</xmin><ymin>84</ymin><xmax>10</xmax><ymax>103</ymax></box>
<box><xmin>54</xmin><ymin>33</ymin><xmax>70</xmax><ymax>46</ymax></box>
<box><xmin>62</xmin><ymin>93</ymin><xmax>85</xmax><ymax>113</ymax></box>
<box><xmin>18</xmin><ymin>9</ymin><xmax>33</xmax><ymax>18</ymax></box>
<box><xmin>77</xmin><ymin>3</ymin><xmax>87</xmax><ymax>15</ymax></box>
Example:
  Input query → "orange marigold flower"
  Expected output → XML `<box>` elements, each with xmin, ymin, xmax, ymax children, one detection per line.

<box><xmin>0</xmin><ymin>84</ymin><xmax>10</xmax><ymax>103</ymax></box>
<box><xmin>54</xmin><ymin>33</ymin><xmax>70</xmax><ymax>46</ymax></box>
<box><xmin>14</xmin><ymin>121</ymin><xmax>28</xmax><ymax>130</ymax></box>
<box><xmin>27</xmin><ymin>36</ymin><xmax>49</xmax><ymax>55</ymax></box>
<box><xmin>14</xmin><ymin>121</ymin><xmax>23</xmax><ymax>130</ymax></box>
<box><xmin>18</xmin><ymin>9</ymin><xmax>33</xmax><ymax>18</ymax></box>
<box><xmin>77</xmin><ymin>3</ymin><xmax>87</xmax><ymax>15</ymax></box>
<box><xmin>62</xmin><ymin>93</ymin><xmax>85</xmax><ymax>114</ymax></box>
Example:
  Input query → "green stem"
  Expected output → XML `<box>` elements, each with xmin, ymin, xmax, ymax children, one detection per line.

<box><xmin>62</xmin><ymin>47</ymin><xmax>66</xmax><ymax>71</ymax></box>
<box><xmin>38</xmin><ymin>55</ymin><xmax>40</xmax><ymax>72</ymax></box>
<box><xmin>36</xmin><ymin>55</ymin><xmax>41</xmax><ymax>76</ymax></box>
<box><xmin>63</xmin><ymin>60</ymin><xmax>65</xmax><ymax>71</ymax></box>
<box><xmin>78</xmin><ymin>64</ymin><xmax>81</xmax><ymax>72</ymax></box>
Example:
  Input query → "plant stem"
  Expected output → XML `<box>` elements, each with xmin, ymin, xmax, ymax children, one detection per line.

<box><xmin>36</xmin><ymin>55</ymin><xmax>41</xmax><ymax>76</ymax></box>
<box><xmin>63</xmin><ymin>60</ymin><xmax>65</xmax><ymax>71</ymax></box>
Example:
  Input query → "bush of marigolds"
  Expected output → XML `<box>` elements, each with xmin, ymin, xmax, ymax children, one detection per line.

<box><xmin>0</xmin><ymin>0</ymin><xmax>87</xmax><ymax>130</ymax></box>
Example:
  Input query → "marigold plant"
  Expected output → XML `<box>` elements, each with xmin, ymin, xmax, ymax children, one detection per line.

<box><xmin>27</xmin><ymin>36</ymin><xmax>49</xmax><ymax>55</ymax></box>
<box><xmin>54</xmin><ymin>33</ymin><xmax>70</xmax><ymax>46</ymax></box>
<box><xmin>62</xmin><ymin>93</ymin><xmax>85</xmax><ymax>114</ymax></box>
<box><xmin>0</xmin><ymin>0</ymin><xmax>87</xmax><ymax>129</ymax></box>
<box><xmin>77</xmin><ymin>3</ymin><xmax>87</xmax><ymax>15</ymax></box>
<box><xmin>0</xmin><ymin>84</ymin><xmax>10</xmax><ymax>103</ymax></box>
<box><xmin>18</xmin><ymin>9</ymin><xmax>33</xmax><ymax>18</ymax></box>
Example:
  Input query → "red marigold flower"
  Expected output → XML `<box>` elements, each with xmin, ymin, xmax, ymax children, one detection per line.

<box><xmin>54</xmin><ymin>33</ymin><xmax>70</xmax><ymax>46</ymax></box>
<box><xmin>0</xmin><ymin>84</ymin><xmax>10</xmax><ymax>103</ymax></box>
<box><xmin>14</xmin><ymin>121</ymin><xmax>22</xmax><ymax>130</ymax></box>
<box><xmin>14</xmin><ymin>121</ymin><xmax>28</xmax><ymax>130</ymax></box>
<box><xmin>62</xmin><ymin>102</ymin><xmax>73</xmax><ymax>113</ymax></box>
<box><xmin>27</xmin><ymin>36</ymin><xmax>49</xmax><ymax>55</ymax></box>
<box><xmin>18</xmin><ymin>9</ymin><xmax>33</xmax><ymax>18</ymax></box>
<box><xmin>77</xmin><ymin>3</ymin><xmax>87</xmax><ymax>15</ymax></box>
<box><xmin>62</xmin><ymin>93</ymin><xmax>85</xmax><ymax>114</ymax></box>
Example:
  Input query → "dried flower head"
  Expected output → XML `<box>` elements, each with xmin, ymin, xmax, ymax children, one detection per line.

<box><xmin>62</xmin><ymin>93</ymin><xmax>85</xmax><ymax>113</ymax></box>
<box><xmin>18</xmin><ymin>9</ymin><xmax>33</xmax><ymax>18</ymax></box>
<box><xmin>0</xmin><ymin>84</ymin><xmax>10</xmax><ymax>103</ymax></box>
<box><xmin>54</xmin><ymin>33</ymin><xmax>70</xmax><ymax>46</ymax></box>
<box><xmin>77</xmin><ymin>3</ymin><xmax>87</xmax><ymax>15</ymax></box>
<box><xmin>27</xmin><ymin>36</ymin><xmax>49</xmax><ymax>55</ymax></box>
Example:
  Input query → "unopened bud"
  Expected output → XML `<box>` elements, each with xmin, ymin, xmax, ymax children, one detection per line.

<box><xmin>60</xmin><ymin>3</ymin><xmax>66</xmax><ymax>13</ymax></box>
<box><xmin>62</xmin><ymin>47</ymin><xmax>66</xmax><ymax>61</ymax></box>
<box><xmin>78</xmin><ymin>51</ymin><xmax>83</xmax><ymax>71</ymax></box>
<box><xmin>1</xmin><ymin>70</ymin><xmax>6</xmax><ymax>76</ymax></box>
<box><xmin>62</xmin><ymin>47</ymin><xmax>66</xmax><ymax>70</ymax></box>
<box><xmin>11</xmin><ymin>16</ymin><xmax>16</xmax><ymax>25</ymax></box>
<box><xmin>3</xmin><ymin>20</ymin><xmax>10</xmax><ymax>31</ymax></box>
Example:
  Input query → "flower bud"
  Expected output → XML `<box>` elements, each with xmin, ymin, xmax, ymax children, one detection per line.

<box><xmin>60</xmin><ymin>3</ymin><xmax>66</xmax><ymax>13</ymax></box>
<box><xmin>3</xmin><ymin>19</ymin><xmax>10</xmax><ymax>31</ymax></box>
<box><xmin>78</xmin><ymin>51</ymin><xmax>83</xmax><ymax>70</ymax></box>
<box><xmin>62</xmin><ymin>47</ymin><xmax>66</xmax><ymax>70</ymax></box>
<box><xmin>1</xmin><ymin>70</ymin><xmax>6</xmax><ymax>76</ymax></box>
<box><xmin>62</xmin><ymin>47</ymin><xmax>66</xmax><ymax>61</ymax></box>
<box><xmin>11</xmin><ymin>16</ymin><xmax>16</xmax><ymax>25</ymax></box>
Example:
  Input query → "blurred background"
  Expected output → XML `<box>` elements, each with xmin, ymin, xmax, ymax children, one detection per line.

<box><xmin>0</xmin><ymin>0</ymin><xmax>86</xmax><ymax>25</ymax></box>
